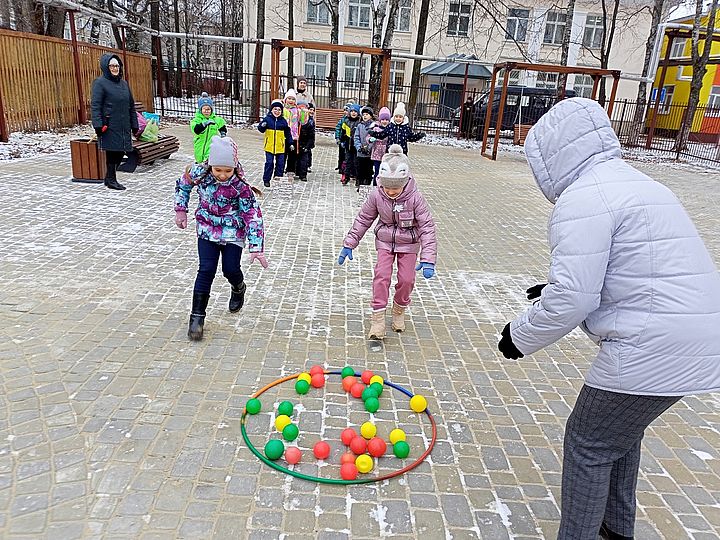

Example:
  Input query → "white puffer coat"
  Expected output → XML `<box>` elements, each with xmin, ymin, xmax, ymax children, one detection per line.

<box><xmin>510</xmin><ymin>98</ymin><xmax>720</xmax><ymax>396</ymax></box>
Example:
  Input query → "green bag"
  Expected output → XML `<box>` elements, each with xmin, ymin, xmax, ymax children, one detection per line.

<box><xmin>139</xmin><ymin>120</ymin><xmax>159</xmax><ymax>142</ymax></box>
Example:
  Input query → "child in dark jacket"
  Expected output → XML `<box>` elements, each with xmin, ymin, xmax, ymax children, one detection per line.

<box><xmin>341</xmin><ymin>104</ymin><xmax>361</xmax><ymax>185</ymax></box>
<box><xmin>258</xmin><ymin>99</ymin><xmax>292</xmax><ymax>187</ymax></box>
<box><xmin>354</xmin><ymin>106</ymin><xmax>375</xmax><ymax>203</ymax></box>
<box><xmin>371</xmin><ymin>102</ymin><xmax>425</xmax><ymax>155</ymax></box>
<box><xmin>296</xmin><ymin>110</ymin><xmax>315</xmax><ymax>182</ymax></box>
<box><xmin>335</xmin><ymin>102</ymin><xmax>352</xmax><ymax>174</ymax></box>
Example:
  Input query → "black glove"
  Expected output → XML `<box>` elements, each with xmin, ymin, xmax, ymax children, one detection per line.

<box><xmin>94</xmin><ymin>126</ymin><xmax>106</xmax><ymax>138</ymax></box>
<box><xmin>526</xmin><ymin>283</ymin><xmax>546</xmax><ymax>300</ymax></box>
<box><xmin>498</xmin><ymin>323</ymin><xmax>524</xmax><ymax>359</ymax></box>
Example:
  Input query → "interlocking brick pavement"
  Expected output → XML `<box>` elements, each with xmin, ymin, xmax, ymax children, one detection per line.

<box><xmin>1</xmin><ymin>125</ymin><xmax>720</xmax><ymax>539</ymax></box>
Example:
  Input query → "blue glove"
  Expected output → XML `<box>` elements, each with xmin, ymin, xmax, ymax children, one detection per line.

<box><xmin>338</xmin><ymin>247</ymin><xmax>353</xmax><ymax>265</ymax></box>
<box><xmin>369</xmin><ymin>136</ymin><xmax>376</xmax><ymax>143</ymax></box>
<box><xmin>415</xmin><ymin>262</ymin><xmax>435</xmax><ymax>279</ymax></box>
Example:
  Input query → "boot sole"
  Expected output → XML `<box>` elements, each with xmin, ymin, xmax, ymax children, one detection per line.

<box><xmin>188</xmin><ymin>331</ymin><xmax>203</xmax><ymax>341</ymax></box>
<box><xmin>392</xmin><ymin>325</ymin><xmax>404</xmax><ymax>332</ymax></box>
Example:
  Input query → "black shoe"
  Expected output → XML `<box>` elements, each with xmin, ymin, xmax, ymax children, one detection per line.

<box><xmin>599</xmin><ymin>522</ymin><xmax>633</xmax><ymax>540</ymax></box>
<box><xmin>299</xmin><ymin>177</ymin><xmax>307</xmax><ymax>182</ymax></box>
<box><xmin>188</xmin><ymin>292</ymin><xmax>210</xmax><ymax>341</ymax></box>
<box><xmin>334</xmin><ymin>167</ymin><xmax>339</xmax><ymax>171</ymax></box>
<box><xmin>307</xmin><ymin>168</ymin><xmax>312</xmax><ymax>173</ymax></box>
<box><xmin>263</xmin><ymin>180</ymin><xmax>271</xmax><ymax>187</ymax></box>
<box><xmin>104</xmin><ymin>178</ymin><xmax>126</xmax><ymax>190</ymax></box>
<box><xmin>229</xmin><ymin>282</ymin><xmax>246</xmax><ymax>313</ymax></box>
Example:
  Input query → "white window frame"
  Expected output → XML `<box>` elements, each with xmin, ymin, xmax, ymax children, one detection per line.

<box><xmin>447</xmin><ymin>1</ymin><xmax>471</xmax><ymax>37</ymax></box>
<box><xmin>344</xmin><ymin>56</ymin><xmax>368</xmax><ymax>89</ymax></box>
<box><xmin>304</xmin><ymin>52</ymin><xmax>327</xmax><ymax>82</ymax></box>
<box><xmin>536</xmin><ymin>72</ymin><xmax>559</xmax><ymax>89</ymax></box>
<box><xmin>706</xmin><ymin>86</ymin><xmax>720</xmax><ymax>116</ymax></box>
<box><xmin>307</xmin><ymin>0</ymin><xmax>330</xmax><ymax>24</ymax></box>
<box><xmin>390</xmin><ymin>60</ymin><xmax>405</xmax><ymax>90</ymax></box>
<box><xmin>583</xmin><ymin>15</ymin><xmax>604</xmax><ymax>49</ymax></box>
<box><xmin>506</xmin><ymin>8</ymin><xmax>530</xmax><ymax>42</ymax></box>
<box><xmin>543</xmin><ymin>11</ymin><xmax>566</xmax><ymax>46</ymax></box>
<box><xmin>658</xmin><ymin>85</ymin><xmax>674</xmax><ymax>115</ymax></box>
<box><xmin>348</xmin><ymin>0</ymin><xmax>371</xmax><ymax>28</ymax></box>
<box><xmin>573</xmin><ymin>74</ymin><xmax>594</xmax><ymax>98</ymax></box>
<box><xmin>669</xmin><ymin>38</ymin><xmax>688</xmax><ymax>59</ymax></box>
<box><xmin>396</xmin><ymin>0</ymin><xmax>412</xmax><ymax>32</ymax></box>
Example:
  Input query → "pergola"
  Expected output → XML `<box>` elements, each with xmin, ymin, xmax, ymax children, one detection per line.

<box><xmin>481</xmin><ymin>61</ymin><xmax>621</xmax><ymax>160</ymax></box>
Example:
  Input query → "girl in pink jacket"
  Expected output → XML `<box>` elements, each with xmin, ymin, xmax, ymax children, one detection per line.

<box><xmin>338</xmin><ymin>144</ymin><xmax>437</xmax><ymax>339</ymax></box>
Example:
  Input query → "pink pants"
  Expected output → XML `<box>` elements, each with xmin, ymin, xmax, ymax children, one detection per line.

<box><xmin>372</xmin><ymin>250</ymin><xmax>417</xmax><ymax>310</ymax></box>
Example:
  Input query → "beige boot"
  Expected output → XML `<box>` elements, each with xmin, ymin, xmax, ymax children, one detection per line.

<box><xmin>391</xmin><ymin>302</ymin><xmax>406</xmax><ymax>332</ymax></box>
<box><xmin>368</xmin><ymin>310</ymin><xmax>386</xmax><ymax>339</ymax></box>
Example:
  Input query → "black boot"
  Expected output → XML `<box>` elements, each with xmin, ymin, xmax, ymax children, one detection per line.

<box><xmin>229</xmin><ymin>282</ymin><xmax>246</xmax><ymax>313</ymax></box>
<box><xmin>104</xmin><ymin>163</ymin><xmax>126</xmax><ymax>190</ymax></box>
<box><xmin>188</xmin><ymin>292</ymin><xmax>210</xmax><ymax>341</ymax></box>
<box><xmin>599</xmin><ymin>522</ymin><xmax>633</xmax><ymax>540</ymax></box>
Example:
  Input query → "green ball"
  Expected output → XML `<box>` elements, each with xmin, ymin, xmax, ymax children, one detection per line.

<box><xmin>277</xmin><ymin>400</ymin><xmax>294</xmax><ymax>417</ymax></box>
<box><xmin>246</xmin><ymin>398</ymin><xmax>262</xmax><ymax>415</ymax></box>
<box><xmin>393</xmin><ymin>440</ymin><xmax>410</xmax><ymax>459</ymax></box>
<box><xmin>265</xmin><ymin>439</ymin><xmax>285</xmax><ymax>461</ymax></box>
<box><xmin>365</xmin><ymin>396</ymin><xmax>380</xmax><ymax>413</ymax></box>
<box><xmin>361</xmin><ymin>387</ymin><xmax>379</xmax><ymax>402</ymax></box>
<box><xmin>341</xmin><ymin>366</ymin><xmax>355</xmax><ymax>378</ymax></box>
<box><xmin>295</xmin><ymin>380</ymin><xmax>310</xmax><ymax>395</ymax></box>
<box><xmin>282</xmin><ymin>423</ymin><xmax>299</xmax><ymax>441</ymax></box>
<box><xmin>370</xmin><ymin>382</ymin><xmax>383</xmax><ymax>397</ymax></box>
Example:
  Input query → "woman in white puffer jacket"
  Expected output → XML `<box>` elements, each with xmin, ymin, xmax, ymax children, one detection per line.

<box><xmin>497</xmin><ymin>98</ymin><xmax>720</xmax><ymax>540</ymax></box>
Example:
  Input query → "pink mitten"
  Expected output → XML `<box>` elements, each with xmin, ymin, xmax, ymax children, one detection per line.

<box><xmin>249</xmin><ymin>252</ymin><xmax>268</xmax><ymax>268</ymax></box>
<box><xmin>175</xmin><ymin>210</ymin><xmax>187</xmax><ymax>229</ymax></box>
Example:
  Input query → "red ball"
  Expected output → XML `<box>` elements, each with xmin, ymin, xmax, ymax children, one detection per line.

<box><xmin>367</xmin><ymin>437</ymin><xmax>387</xmax><ymax>458</ymax></box>
<box><xmin>340</xmin><ymin>452</ymin><xmax>356</xmax><ymax>465</ymax></box>
<box><xmin>285</xmin><ymin>447</ymin><xmax>302</xmax><ymax>465</ymax></box>
<box><xmin>313</xmin><ymin>441</ymin><xmax>331</xmax><ymax>460</ymax></box>
<box><xmin>350</xmin><ymin>382</ymin><xmax>365</xmax><ymax>399</ymax></box>
<box><xmin>361</xmin><ymin>370</ymin><xmax>374</xmax><ymax>385</ymax></box>
<box><xmin>341</xmin><ymin>428</ymin><xmax>357</xmax><ymax>446</ymax></box>
<box><xmin>342</xmin><ymin>376</ymin><xmax>357</xmax><ymax>392</ymax></box>
<box><xmin>340</xmin><ymin>462</ymin><xmax>358</xmax><ymax>480</ymax></box>
<box><xmin>349</xmin><ymin>436</ymin><xmax>367</xmax><ymax>455</ymax></box>
<box><xmin>309</xmin><ymin>365</ymin><xmax>324</xmax><ymax>376</ymax></box>
<box><xmin>311</xmin><ymin>373</ymin><xmax>325</xmax><ymax>388</ymax></box>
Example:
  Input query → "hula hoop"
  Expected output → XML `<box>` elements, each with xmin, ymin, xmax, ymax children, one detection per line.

<box><xmin>240</xmin><ymin>370</ymin><xmax>438</xmax><ymax>485</ymax></box>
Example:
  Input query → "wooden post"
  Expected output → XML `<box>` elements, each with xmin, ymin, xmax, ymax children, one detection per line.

<box><xmin>68</xmin><ymin>11</ymin><xmax>87</xmax><ymax>125</ymax></box>
<box><xmin>379</xmin><ymin>49</ymin><xmax>392</xmax><ymax>107</ymax></box>
<box><xmin>457</xmin><ymin>62</ymin><xmax>469</xmax><ymax>139</ymax></box>
<box><xmin>154</xmin><ymin>36</ymin><xmax>165</xmax><ymax>116</ymax></box>
<box><xmin>121</xmin><ymin>26</ymin><xmax>129</xmax><ymax>82</ymax></box>
<box><xmin>481</xmin><ymin>65</ymin><xmax>500</xmax><ymax>156</ymax></box>
<box><xmin>646</xmin><ymin>36</ymin><xmax>673</xmax><ymax>149</ymax></box>
<box><xmin>0</xmin><ymin>79</ymin><xmax>8</xmax><ymax>142</ymax></box>
<box><xmin>491</xmin><ymin>68</ymin><xmax>511</xmax><ymax>160</ymax></box>
<box><xmin>606</xmin><ymin>73</ymin><xmax>620</xmax><ymax>117</ymax></box>
<box><xmin>591</xmin><ymin>75</ymin><xmax>600</xmax><ymax>100</ymax></box>
<box><xmin>270</xmin><ymin>40</ymin><xmax>280</xmax><ymax>101</ymax></box>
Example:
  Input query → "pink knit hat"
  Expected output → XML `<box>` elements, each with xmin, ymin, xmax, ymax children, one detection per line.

<box><xmin>378</xmin><ymin>107</ymin><xmax>391</xmax><ymax>121</ymax></box>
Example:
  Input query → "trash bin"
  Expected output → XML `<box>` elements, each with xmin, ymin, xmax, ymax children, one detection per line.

<box><xmin>70</xmin><ymin>138</ymin><xmax>106</xmax><ymax>183</ymax></box>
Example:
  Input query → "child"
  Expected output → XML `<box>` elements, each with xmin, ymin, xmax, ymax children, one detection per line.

<box><xmin>296</xmin><ymin>104</ymin><xmax>316</xmax><ymax>182</ymax></box>
<box><xmin>369</xmin><ymin>107</ymin><xmax>391</xmax><ymax>185</ymax></box>
<box><xmin>283</xmin><ymin>89</ymin><xmax>309</xmax><ymax>178</ymax></box>
<box><xmin>258</xmin><ymin>99</ymin><xmax>292</xmax><ymax>187</ymax></box>
<box><xmin>190</xmin><ymin>92</ymin><xmax>227</xmax><ymax>163</ymax></box>
<box><xmin>175</xmin><ymin>136</ymin><xmax>268</xmax><ymax>341</ymax></box>
<box><xmin>307</xmin><ymin>103</ymin><xmax>315</xmax><ymax>172</ymax></box>
<box><xmin>334</xmin><ymin>102</ymin><xmax>352</xmax><ymax>173</ymax></box>
<box><xmin>340</xmin><ymin>104</ymin><xmax>361</xmax><ymax>185</ymax></box>
<box><xmin>371</xmin><ymin>102</ymin><xmax>425</xmax><ymax>155</ymax></box>
<box><xmin>354</xmin><ymin>106</ymin><xmax>375</xmax><ymax>203</ymax></box>
<box><xmin>338</xmin><ymin>144</ymin><xmax>437</xmax><ymax>339</ymax></box>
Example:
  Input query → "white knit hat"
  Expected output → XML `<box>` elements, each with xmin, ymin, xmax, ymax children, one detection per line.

<box><xmin>284</xmin><ymin>89</ymin><xmax>297</xmax><ymax>101</ymax></box>
<box><xmin>208</xmin><ymin>136</ymin><xmax>238</xmax><ymax>168</ymax></box>
<box><xmin>393</xmin><ymin>102</ymin><xmax>406</xmax><ymax>117</ymax></box>
<box><xmin>378</xmin><ymin>144</ymin><xmax>411</xmax><ymax>189</ymax></box>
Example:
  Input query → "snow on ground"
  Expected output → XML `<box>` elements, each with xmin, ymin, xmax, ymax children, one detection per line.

<box><xmin>0</xmin><ymin>126</ymin><xmax>89</xmax><ymax>161</ymax></box>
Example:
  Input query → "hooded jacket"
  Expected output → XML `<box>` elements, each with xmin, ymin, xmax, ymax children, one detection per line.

<box><xmin>190</xmin><ymin>110</ymin><xmax>227</xmax><ymax>163</ymax></box>
<box><xmin>510</xmin><ymin>97</ymin><xmax>720</xmax><ymax>396</ymax></box>
<box><xmin>354</xmin><ymin>118</ymin><xmax>374</xmax><ymax>157</ymax></box>
<box><xmin>90</xmin><ymin>53</ymin><xmax>138</xmax><ymax>152</ymax></box>
<box><xmin>258</xmin><ymin>104</ymin><xmax>292</xmax><ymax>154</ymax></box>
<box><xmin>373</xmin><ymin>116</ymin><xmax>424</xmax><ymax>154</ymax></box>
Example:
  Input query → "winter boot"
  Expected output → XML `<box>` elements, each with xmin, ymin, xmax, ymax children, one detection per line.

<box><xmin>104</xmin><ymin>163</ymin><xmax>126</xmax><ymax>191</ymax></box>
<box><xmin>599</xmin><ymin>523</ymin><xmax>633</xmax><ymax>540</ymax></box>
<box><xmin>368</xmin><ymin>310</ymin><xmax>386</xmax><ymax>339</ymax></box>
<box><xmin>341</xmin><ymin>174</ymin><xmax>348</xmax><ymax>185</ymax></box>
<box><xmin>188</xmin><ymin>292</ymin><xmax>210</xmax><ymax>341</ymax></box>
<box><xmin>229</xmin><ymin>282</ymin><xmax>246</xmax><ymax>313</ymax></box>
<box><xmin>391</xmin><ymin>302</ymin><xmax>407</xmax><ymax>332</ymax></box>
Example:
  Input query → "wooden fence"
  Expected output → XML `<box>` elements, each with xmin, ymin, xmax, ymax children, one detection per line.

<box><xmin>0</xmin><ymin>28</ymin><xmax>153</xmax><ymax>139</ymax></box>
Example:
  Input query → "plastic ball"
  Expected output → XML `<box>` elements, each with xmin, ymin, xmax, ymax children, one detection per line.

<box><xmin>295</xmin><ymin>380</ymin><xmax>310</xmax><ymax>395</ymax></box>
<box><xmin>389</xmin><ymin>429</ymin><xmax>406</xmax><ymax>445</ymax></box>
<box><xmin>340</xmin><ymin>462</ymin><xmax>359</xmax><ymax>480</ymax></box>
<box><xmin>367</xmin><ymin>437</ymin><xmax>387</xmax><ymax>458</ymax></box>
<box><xmin>355</xmin><ymin>454</ymin><xmax>374</xmax><ymax>474</ymax></box>
<box><xmin>349</xmin><ymin>436</ymin><xmax>367</xmax><ymax>455</ymax></box>
<box><xmin>245</xmin><ymin>398</ymin><xmax>261</xmax><ymax>415</ymax></box>
<box><xmin>284</xmin><ymin>446</ymin><xmax>301</xmax><ymax>465</ymax></box>
<box><xmin>341</xmin><ymin>428</ymin><xmax>357</xmax><ymax>446</ymax></box>
<box><xmin>311</xmin><ymin>373</ymin><xmax>326</xmax><ymax>388</ymax></box>
<box><xmin>361</xmin><ymin>387</ymin><xmax>378</xmax><ymax>402</ymax></box>
<box><xmin>275</xmin><ymin>414</ymin><xmax>292</xmax><ymax>432</ymax></box>
<box><xmin>410</xmin><ymin>395</ymin><xmax>427</xmax><ymax>413</ymax></box>
<box><xmin>350</xmin><ymin>383</ymin><xmax>365</xmax><ymax>399</ymax></box>
<box><xmin>297</xmin><ymin>372</ymin><xmax>311</xmax><ymax>384</ymax></box>
<box><xmin>340</xmin><ymin>452</ymin><xmax>356</xmax><ymax>465</ymax></box>
<box><xmin>393</xmin><ymin>440</ymin><xmax>410</xmax><ymax>459</ymax></box>
<box><xmin>282</xmin><ymin>423</ymin><xmax>299</xmax><ymax>442</ymax></box>
<box><xmin>309</xmin><ymin>365</ymin><xmax>324</xmax><ymax>376</ymax></box>
<box><xmin>361</xmin><ymin>370</ymin><xmax>374</xmax><ymax>385</ymax></box>
<box><xmin>342</xmin><ymin>376</ymin><xmax>357</xmax><ymax>393</ymax></box>
<box><xmin>370</xmin><ymin>382</ymin><xmax>383</xmax><ymax>397</ymax></box>
<box><xmin>277</xmin><ymin>400</ymin><xmax>294</xmax><ymax>417</ymax></box>
<box><xmin>360</xmin><ymin>422</ymin><xmax>377</xmax><ymax>440</ymax></box>
<box><xmin>369</xmin><ymin>375</ymin><xmax>384</xmax><ymax>386</ymax></box>
<box><xmin>341</xmin><ymin>366</ymin><xmax>356</xmax><ymax>379</ymax></box>
<box><xmin>365</xmin><ymin>397</ymin><xmax>380</xmax><ymax>413</ymax></box>
<box><xmin>264</xmin><ymin>439</ymin><xmax>284</xmax><ymax>461</ymax></box>
<box><xmin>313</xmin><ymin>441</ymin><xmax>331</xmax><ymax>460</ymax></box>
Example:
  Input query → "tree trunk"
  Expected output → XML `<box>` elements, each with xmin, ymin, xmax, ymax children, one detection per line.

<box><xmin>328</xmin><ymin>0</ymin><xmax>340</xmax><ymax>106</ymax></box>
<box><xmin>252</xmin><ymin>0</ymin><xmax>266</xmax><ymax>118</ymax></box>
<box><xmin>408</xmin><ymin>0</ymin><xmax>431</xmax><ymax>116</ymax></box>
<box><xmin>557</xmin><ymin>0</ymin><xmax>576</xmax><ymax>95</ymax></box>
<box><xmin>44</xmin><ymin>6</ymin><xmax>66</xmax><ymax>37</ymax></box>
<box><xmin>0</xmin><ymin>0</ymin><xmax>11</xmax><ymax>29</ymax></box>
<box><xmin>172</xmin><ymin>0</ymin><xmax>182</xmax><ymax>97</ymax></box>
<box><xmin>105</xmin><ymin>0</ymin><xmax>124</xmax><ymax>49</ymax></box>
<box><xmin>367</xmin><ymin>0</ymin><xmax>389</xmax><ymax>110</ymax></box>
<box><xmin>598</xmin><ymin>0</ymin><xmax>620</xmax><ymax>105</ymax></box>
<box><xmin>287</xmin><ymin>0</ymin><xmax>294</xmax><ymax>90</ymax></box>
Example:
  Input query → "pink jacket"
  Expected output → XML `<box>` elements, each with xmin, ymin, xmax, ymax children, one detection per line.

<box><xmin>343</xmin><ymin>176</ymin><xmax>437</xmax><ymax>263</ymax></box>
<box><xmin>369</xmin><ymin>122</ymin><xmax>388</xmax><ymax>161</ymax></box>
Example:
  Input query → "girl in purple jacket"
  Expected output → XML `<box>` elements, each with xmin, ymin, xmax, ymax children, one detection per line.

<box><xmin>338</xmin><ymin>144</ymin><xmax>437</xmax><ymax>339</ymax></box>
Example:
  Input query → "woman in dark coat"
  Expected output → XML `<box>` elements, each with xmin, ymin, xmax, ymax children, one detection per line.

<box><xmin>91</xmin><ymin>53</ymin><xmax>138</xmax><ymax>191</ymax></box>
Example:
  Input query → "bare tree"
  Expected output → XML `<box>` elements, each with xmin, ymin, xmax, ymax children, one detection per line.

<box><xmin>287</xmin><ymin>0</ymin><xmax>295</xmax><ymax>89</ymax></box>
<box><xmin>326</xmin><ymin>0</ymin><xmax>340</xmax><ymax>106</ymax></box>
<box><xmin>408</xmin><ymin>0</ymin><xmax>431</xmax><ymax>116</ymax></box>
<box><xmin>557</xmin><ymin>0</ymin><xmax>577</xmax><ymax>93</ymax></box>
<box><xmin>252</xmin><ymin>0</ymin><xmax>266</xmax><ymax>116</ymax></box>
<box><xmin>368</xmin><ymin>0</ymin><xmax>400</xmax><ymax>109</ymax></box>
<box><xmin>0</xmin><ymin>0</ymin><xmax>11</xmax><ymax>29</ymax></box>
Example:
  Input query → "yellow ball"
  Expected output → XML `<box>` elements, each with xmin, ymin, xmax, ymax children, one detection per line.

<box><xmin>355</xmin><ymin>454</ymin><xmax>374</xmax><ymax>474</ymax></box>
<box><xmin>389</xmin><ymin>429</ymin><xmax>406</xmax><ymax>445</ymax></box>
<box><xmin>297</xmin><ymin>372</ymin><xmax>311</xmax><ymax>384</ymax></box>
<box><xmin>410</xmin><ymin>395</ymin><xmax>427</xmax><ymax>413</ymax></box>
<box><xmin>360</xmin><ymin>422</ymin><xmax>377</xmax><ymax>440</ymax></box>
<box><xmin>275</xmin><ymin>414</ymin><xmax>292</xmax><ymax>432</ymax></box>
<box><xmin>369</xmin><ymin>375</ymin><xmax>384</xmax><ymax>386</ymax></box>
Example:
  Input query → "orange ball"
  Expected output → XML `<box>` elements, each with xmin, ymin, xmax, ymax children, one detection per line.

<box><xmin>350</xmin><ymin>382</ymin><xmax>365</xmax><ymax>399</ymax></box>
<box><xmin>311</xmin><ymin>373</ymin><xmax>326</xmax><ymax>388</ymax></box>
<box><xmin>340</xmin><ymin>452</ymin><xmax>356</xmax><ymax>465</ymax></box>
<box><xmin>340</xmin><ymin>462</ymin><xmax>358</xmax><ymax>480</ymax></box>
<box><xmin>313</xmin><ymin>441</ymin><xmax>331</xmax><ymax>460</ymax></box>
<box><xmin>367</xmin><ymin>437</ymin><xmax>387</xmax><ymax>458</ymax></box>
<box><xmin>309</xmin><ymin>365</ymin><xmax>324</xmax><ymax>376</ymax></box>
<box><xmin>341</xmin><ymin>428</ymin><xmax>357</xmax><ymax>446</ymax></box>
<box><xmin>361</xmin><ymin>370</ymin><xmax>374</xmax><ymax>385</ymax></box>
<box><xmin>342</xmin><ymin>376</ymin><xmax>357</xmax><ymax>392</ymax></box>
<box><xmin>349</xmin><ymin>436</ymin><xmax>367</xmax><ymax>455</ymax></box>
<box><xmin>285</xmin><ymin>447</ymin><xmax>301</xmax><ymax>465</ymax></box>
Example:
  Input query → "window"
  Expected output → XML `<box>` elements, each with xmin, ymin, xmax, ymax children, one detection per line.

<box><xmin>344</xmin><ymin>56</ymin><xmax>367</xmax><ymax>88</ymax></box>
<box><xmin>657</xmin><ymin>85</ymin><xmax>674</xmax><ymax>114</ymax></box>
<box><xmin>305</xmin><ymin>52</ymin><xmax>327</xmax><ymax>82</ymax></box>
<box><xmin>543</xmin><ymin>11</ymin><xmax>566</xmax><ymax>45</ymax></box>
<box><xmin>707</xmin><ymin>86</ymin><xmax>720</xmax><ymax>116</ymax></box>
<box><xmin>390</xmin><ymin>60</ymin><xmax>405</xmax><ymax>90</ymax></box>
<box><xmin>506</xmin><ymin>8</ymin><xmax>530</xmax><ymax>42</ymax></box>
<box><xmin>396</xmin><ymin>0</ymin><xmax>412</xmax><ymax>32</ymax></box>
<box><xmin>307</xmin><ymin>0</ymin><xmax>330</xmax><ymax>24</ymax></box>
<box><xmin>348</xmin><ymin>0</ymin><xmax>371</xmax><ymax>28</ymax></box>
<box><xmin>583</xmin><ymin>15</ymin><xmax>604</xmax><ymax>49</ymax></box>
<box><xmin>508</xmin><ymin>69</ymin><xmax>521</xmax><ymax>85</ymax></box>
<box><xmin>573</xmin><ymin>74</ymin><xmax>594</xmax><ymax>98</ymax></box>
<box><xmin>536</xmin><ymin>72</ymin><xmax>558</xmax><ymax>89</ymax></box>
<box><xmin>669</xmin><ymin>38</ymin><xmax>688</xmax><ymax>59</ymax></box>
<box><xmin>447</xmin><ymin>1</ymin><xmax>471</xmax><ymax>37</ymax></box>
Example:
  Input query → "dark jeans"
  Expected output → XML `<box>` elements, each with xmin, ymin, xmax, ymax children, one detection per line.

<box><xmin>296</xmin><ymin>150</ymin><xmax>311</xmax><ymax>179</ymax></box>
<box><xmin>285</xmin><ymin>141</ymin><xmax>298</xmax><ymax>174</ymax></box>
<box><xmin>193</xmin><ymin>237</ymin><xmax>244</xmax><ymax>295</ymax></box>
<box><xmin>263</xmin><ymin>152</ymin><xmax>285</xmax><ymax>182</ymax></box>
<box><xmin>372</xmin><ymin>160</ymin><xmax>380</xmax><ymax>186</ymax></box>
<box><xmin>344</xmin><ymin>146</ymin><xmax>358</xmax><ymax>178</ymax></box>
<box><xmin>308</xmin><ymin>149</ymin><xmax>313</xmax><ymax>168</ymax></box>
<box><xmin>337</xmin><ymin>143</ymin><xmax>346</xmax><ymax>170</ymax></box>
<box><xmin>356</xmin><ymin>156</ymin><xmax>373</xmax><ymax>186</ymax></box>
<box><xmin>105</xmin><ymin>150</ymin><xmax>125</xmax><ymax>180</ymax></box>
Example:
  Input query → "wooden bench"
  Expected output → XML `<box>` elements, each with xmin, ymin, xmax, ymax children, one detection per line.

<box><xmin>314</xmin><ymin>108</ymin><xmax>345</xmax><ymax>131</ymax></box>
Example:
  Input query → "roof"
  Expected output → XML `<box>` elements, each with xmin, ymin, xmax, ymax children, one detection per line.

<box><xmin>420</xmin><ymin>54</ymin><xmax>492</xmax><ymax>79</ymax></box>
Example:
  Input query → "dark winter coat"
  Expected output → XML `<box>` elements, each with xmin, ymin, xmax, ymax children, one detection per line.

<box><xmin>353</xmin><ymin>119</ymin><xmax>373</xmax><ymax>157</ymax></box>
<box><xmin>91</xmin><ymin>53</ymin><xmax>138</xmax><ymax>153</ymax></box>
<box><xmin>374</xmin><ymin>118</ymin><xmax>424</xmax><ymax>154</ymax></box>
<box><xmin>298</xmin><ymin>117</ymin><xmax>316</xmax><ymax>152</ymax></box>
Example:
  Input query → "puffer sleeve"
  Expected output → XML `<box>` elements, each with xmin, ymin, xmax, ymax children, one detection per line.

<box><xmin>413</xmin><ymin>191</ymin><xmax>437</xmax><ymax>264</ymax></box>
<box><xmin>344</xmin><ymin>191</ymin><xmax>379</xmax><ymax>249</ymax></box>
<box><xmin>174</xmin><ymin>163</ymin><xmax>205</xmax><ymax>212</ymax></box>
<box><xmin>238</xmin><ymin>182</ymin><xmax>264</xmax><ymax>253</ymax></box>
